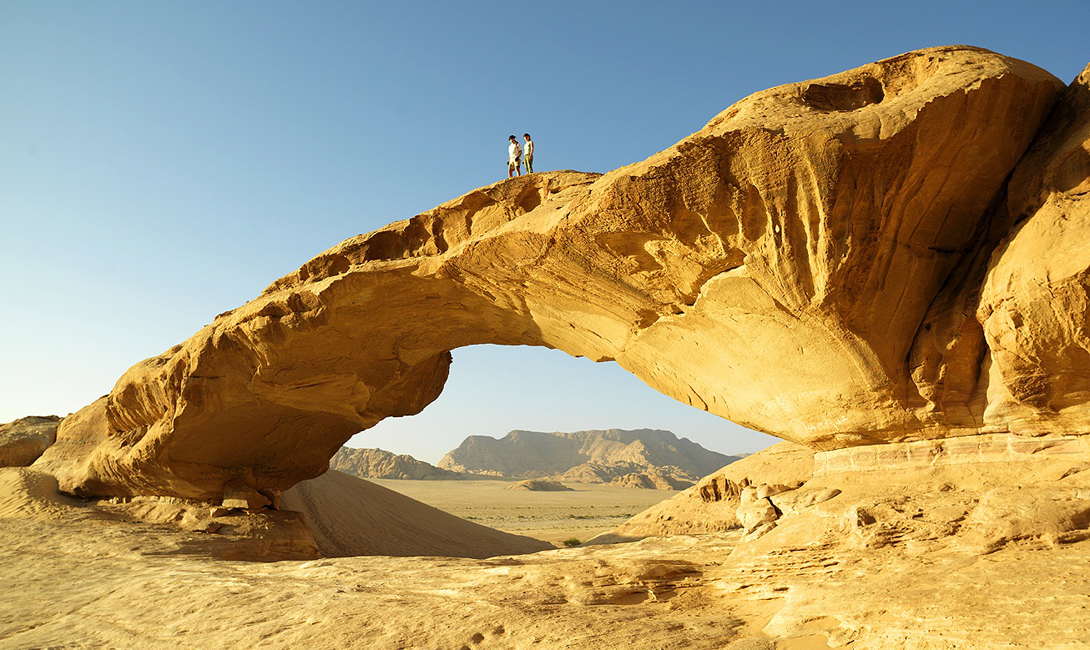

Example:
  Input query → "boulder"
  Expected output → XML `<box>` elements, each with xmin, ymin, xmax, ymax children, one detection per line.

<box><xmin>606</xmin><ymin>442</ymin><xmax>814</xmax><ymax>538</ymax></box>
<box><xmin>0</xmin><ymin>416</ymin><xmax>61</xmax><ymax>467</ymax></box>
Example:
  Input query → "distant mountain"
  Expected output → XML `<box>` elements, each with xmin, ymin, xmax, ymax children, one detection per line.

<box><xmin>438</xmin><ymin>429</ymin><xmax>738</xmax><ymax>488</ymax></box>
<box><xmin>330</xmin><ymin>447</ymin><xmax>462</xmax><ymax>480</ymax></box>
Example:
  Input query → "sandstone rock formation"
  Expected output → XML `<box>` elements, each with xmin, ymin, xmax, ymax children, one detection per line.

<box><xmin>604</xmin><ymin>442</ymin><xmax>815</xmax><ymax>538</ymax></box>
<box><xmin>0</xmin><ymin>416</ymin><xmax>61</xmax><ymax>467</ymax></box>
<box><xmin>329</xmin><ymin>446</ymin><xmax>461</xmax><ymax>480</ymax></box>
<box><xmin>504</xmin><ymin>479</ymin><xmax>573</xmax><ymax>491</ymax></box>
<box><xmin>34</xmin><ymin>47</ymin><xmax>1076</xmax><ymax>502</ymax></box>
<box><xmin>438</xmin><ymin>429</ymin><xmax>733</xmax><ymax>486</ymax></box>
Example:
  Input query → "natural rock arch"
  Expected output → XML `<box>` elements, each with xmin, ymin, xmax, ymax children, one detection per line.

<box><xmin>37</xmin><ymin>46</ymin><xmax>1077</xmax><ymax>502</ymax></box>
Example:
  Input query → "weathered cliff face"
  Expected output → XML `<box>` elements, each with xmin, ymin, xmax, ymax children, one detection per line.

<box><xmin>35</xmin><ymin>46</ymin><xmax>1078</xmax><ymax>501</ymax></box>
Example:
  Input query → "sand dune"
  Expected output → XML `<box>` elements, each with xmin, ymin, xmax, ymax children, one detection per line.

<box><xmin>282</xmin><ymin>469</ymin><xmax>551</xmax><ymax>558</ymax></box>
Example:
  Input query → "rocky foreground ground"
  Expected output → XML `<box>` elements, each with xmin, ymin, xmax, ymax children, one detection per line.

<box><xmin>3</xmin><ymin>441</ymin><xmax>1089</xmax><ymax>649</ymax></box>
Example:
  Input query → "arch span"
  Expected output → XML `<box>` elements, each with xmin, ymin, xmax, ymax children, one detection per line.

<box><xmin>37</xmin><ymin>47</ymin><xmax>1067</xmax><ymax>500</ymax></box>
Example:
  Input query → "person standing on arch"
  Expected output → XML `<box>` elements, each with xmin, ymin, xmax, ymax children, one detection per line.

<box><xmin>523</xmin><ymin>133</ymin><xmax>534</xmax><ymax>173</ymax></box>
<box><xmin>507</xmin><ymin>135</ymin><xmax>522</xmax><ymax>178</ymax></box>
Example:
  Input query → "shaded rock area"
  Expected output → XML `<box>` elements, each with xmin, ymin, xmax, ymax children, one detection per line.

<box><xmin>439</xmin><ymin>429</ymin><xmax>735</xmax><ymax>488</ymax></box>
<box><xmin>504</xmin><ymin>479</ymin><xmax>574</xmax><ymax>491</ymax></box>
<box><xmin>33</xmin><ymin>47</ymin><xmax>1076</xmax><ymax>502</ymax></box>
<box><xmin>0</xmin><ymin>416</ymin><xmax>60</xmax><ymax>467</ymax></box>
<box><xmin>329</xmin><ymin>446</ymin><xmax>461</xmax><ymax>480</ymax></box>
<box><xmin>0</xmin><ymin>465</ymin><xmax>321</xmax><ymax>562</ymax></box>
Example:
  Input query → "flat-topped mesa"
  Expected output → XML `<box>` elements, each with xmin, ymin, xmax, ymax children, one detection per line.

<box><xmin>37</xmin><ymin>46</ymin><xmax>1072</xmax><ymax>501</ymax></box>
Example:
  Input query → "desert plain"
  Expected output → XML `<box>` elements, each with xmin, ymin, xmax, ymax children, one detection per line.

<box><xmin>369</xmin><ymin>478</ymin><xmax>680</xmax><ymax>546</ymax></box>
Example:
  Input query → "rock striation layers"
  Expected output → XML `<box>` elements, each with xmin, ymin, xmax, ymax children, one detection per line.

<box><xmin>34</xmin><ymin>47</ymin><xmax>1084</xmax><ymax>503</ymax></box>
<box><xmin>438</xmin><ymin>429</ymin><xmax>733</xmax><ymax>487</ymax></box>
<box><xmin>329</xmin><ymin>447</ymin><xmax>461</xmax><ymax>480</ymax></box>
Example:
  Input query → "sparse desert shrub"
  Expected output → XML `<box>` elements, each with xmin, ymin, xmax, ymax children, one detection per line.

<box><xmin>562</xmin><ymin>538</ymin><xmax>581</xmax><ymax>547</ymax></box>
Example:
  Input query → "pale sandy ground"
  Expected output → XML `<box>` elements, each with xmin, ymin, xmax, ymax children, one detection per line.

<box><xmin>3</xmin><ymin>453</ymin><xmax>1090</xmax><ymax>649</ymax></box>
<box><xmin>367</xmin><ymin>478</ymin><xmax>679</xmax><ymax>546</ymax></box>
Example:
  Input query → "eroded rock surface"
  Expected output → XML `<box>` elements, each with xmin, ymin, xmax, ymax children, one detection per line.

<box><xmin>8</xmin><ymin>440</ymin><xmax>1089</xmax><ymax>649</ymax></box>
<box><xmin>604</xmin><ymin>442</ymin><xmax>815</xmax><ymax>538</ymax></box>
<box><xmin>35</xmin><ymin>47</ymin><xmax>1073</xmax><ymax>500</ymax></box>
<box><xmin>977</xmin><ymin>62</ymin><xmax>1090</xmax><ymax>435</ymax></box>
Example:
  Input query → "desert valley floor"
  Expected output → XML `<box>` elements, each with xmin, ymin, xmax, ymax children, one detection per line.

<box><xmin>368</xmin><ymin>478</ymin><xmax>679</xmax><ymax>546</ymax></box>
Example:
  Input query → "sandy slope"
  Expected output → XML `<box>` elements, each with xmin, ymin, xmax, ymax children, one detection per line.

<box><xmin>282</xmin><ymin>470</ymin><xmax>550</xmax><ymax>557</ymax></box>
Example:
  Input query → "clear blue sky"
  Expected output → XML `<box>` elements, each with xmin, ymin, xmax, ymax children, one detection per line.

<box><xmin>2</xmin><ymin>1</ymin><xmax>1087</xmax><ymax>462</ymax></box>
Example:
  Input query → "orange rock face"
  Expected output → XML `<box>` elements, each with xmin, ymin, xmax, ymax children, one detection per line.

<box><xmin>36</xmin><ymin>47</ymin><xmax>1080</xmax><ymax>500</ymax></box>
<box><xmin>977</xmin><ymin>63</ymin><xmax>1090</xmax><ymax>434</ymax></box>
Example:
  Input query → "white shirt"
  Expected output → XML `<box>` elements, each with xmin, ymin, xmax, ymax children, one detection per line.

<box><xmin>509</xmin><ymin>142</ymin><xmax>522</xmax><ymax>161</ymax></box>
